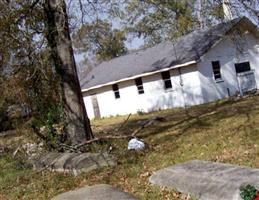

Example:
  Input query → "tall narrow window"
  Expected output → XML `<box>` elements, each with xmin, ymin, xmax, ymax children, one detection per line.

<box><xmin>112</xmin><ymin>84</ymin><xmax>120</xmax><ymax>99</ymax></box>
<box><xmin>161</xmin><ymin>71</ymin><xmax>172</xmax><ymax>89</ymax></box>
<box><xmin>212</xmin><ymin>61</ymin><xmax>222</xmax><ymax>80</ymax></box>
<box><xmin>135</xmin><ymin>78</ymin><xmax>144</xmax><ymax>94</ymax></box>
<box><xmin>235</xmin><ymin>62</ymin><xmax>251</xmax><ymax>73</ymax></box>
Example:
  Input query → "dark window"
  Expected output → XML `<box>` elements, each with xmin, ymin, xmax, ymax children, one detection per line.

<box><xmin>235</xmin><ymin>62</ymin><xmax>251</xmax><ymax>73</ymax></box>
<box><xmin>212</xmin><ymin>61</ymin><xmax>222</xmax><ymax>80</ymax></box>
<box><xmin>161</xmin><ymin>71</ymin><xmax>172</xmax><ymax>89</ymax></box>
<box><xmin>112</xmin><ymin>84</ymin><xmax>120</xmax><ymax>99</ymax></box>
<box><xmin>135</xmin><ymin>78</ymin><xmax>144</xmax><ymax>94</ymax></box>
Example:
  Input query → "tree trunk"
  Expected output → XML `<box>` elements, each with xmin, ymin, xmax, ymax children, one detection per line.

<box><xmin>44</xmin><ymin>0</ymin><xmax>93</xmax><ymax>144</ymax></box>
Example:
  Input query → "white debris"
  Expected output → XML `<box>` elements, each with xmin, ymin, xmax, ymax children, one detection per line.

<box><xmin>128</xmin><ymin>138</ymin><xmax>145</xmax><ymax>151</ymax></box>
<box><xmin>22</xmin><ymin>142</ymin><xmax>44</xmax><ymax>160</ymax></box>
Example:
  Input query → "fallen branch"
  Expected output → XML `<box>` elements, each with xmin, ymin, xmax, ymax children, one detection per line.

<box><xmin>131</xmin><ymin>118</ymin><xmax>155</xmax><ymax>137</ymax></box>
<box><xmin>116</xmin><ymin>114</ymin><xmax>132</xmax><ymax>132</ymax></box>
<box><xmin>74</xmin><ymin>135</ymin><xmax>130</xmax><ymax>149</ymax></box>
<box><xmin>31</xmin><ymin>116</ymin><xmax>165</xmax><ymax>152</ymax></box>
<box><xmin>12</xmin><ymin>146</ymin><xmax>20</xmax><ymax>158</ymax></box>
<box><xmin>74</xmin><ymin>116</ymin><xmax>165</xmax><ymax>150</ymax></box>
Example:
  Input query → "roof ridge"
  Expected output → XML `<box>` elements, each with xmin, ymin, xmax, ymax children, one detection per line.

<box><xmin>81</xmin><ymin>17</ymin><xmax>252</xmax><ymax>91</ymax></box>
<box><xmin>94</xmin><ymin>18</ymin><xmax>240</xmax><ymax>67</ymax></box>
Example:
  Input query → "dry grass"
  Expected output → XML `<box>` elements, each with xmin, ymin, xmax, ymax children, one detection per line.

<box><xmin>1</xmin><ymin>95</ymin><xmax>259</xmax><ymax>199</ymax></box>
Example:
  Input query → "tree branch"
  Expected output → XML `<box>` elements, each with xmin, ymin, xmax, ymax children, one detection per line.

<box><xmin>73</xmin><ymin>116</ymin><xmax>165</xmax><ymax>150</ymax></box>
<box><xmin>30</xmin><ymin>0</ymin><xmax>41</xmax><ymax>10</ymax></box>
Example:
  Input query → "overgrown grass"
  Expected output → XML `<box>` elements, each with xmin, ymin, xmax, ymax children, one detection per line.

<box><xmin>2</xmin><ymin>95</ymin><xmax>259</xmax><ymax>199</ymax></box>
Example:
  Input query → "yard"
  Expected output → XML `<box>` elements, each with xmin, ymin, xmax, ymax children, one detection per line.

<box><xmin>1</xmin><ymin>95</ymin><xmax>259</xmax><ymax>200</ymax></box>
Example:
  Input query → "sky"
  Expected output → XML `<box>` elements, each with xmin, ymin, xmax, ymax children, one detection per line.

<box><xmin>73</xmin><ymin>14</ymin><xmax>144</xmax><ymax>66</ymax></box>
<box><xmin>74</xmin><ymin>35</ymin><xmax>144</xmax><ymax>66</ymax></box>
<box><xmin>73</xmin><ymin>0</ymin><xmax>259</xmax><ymax>66</ymax></box>
<box><xmin>224</xmin><ymin>0</ymin><xmax>259</xmax><ymax>25</ymax></box>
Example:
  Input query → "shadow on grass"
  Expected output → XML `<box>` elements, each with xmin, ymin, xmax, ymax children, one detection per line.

<box><xmin>130</xmin><ymin>96</ymin><xmax>259</xmax><ymax>143</ymax></box>
<box><xmin>92</xmin><ymin>95</ymin><xmax>259</xmax><ymax>154</ymax></box>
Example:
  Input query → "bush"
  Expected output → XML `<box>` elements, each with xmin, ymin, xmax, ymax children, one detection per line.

<box><xmin>240</xmin><ymin>185</ymin><xmax>257</xmax><ymax>200</ymax></box>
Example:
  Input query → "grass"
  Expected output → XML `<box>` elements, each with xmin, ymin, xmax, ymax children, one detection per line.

<box><xmin>2</xmin><ymin>95</ymin><xmax>259</xmax><ymax>199</ymax></box>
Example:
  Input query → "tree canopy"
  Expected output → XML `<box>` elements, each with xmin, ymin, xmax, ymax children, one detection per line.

<box><xmin>0</xmin><ymin>0</ymin><xmax>258</xmax><ymax>145</ymax></box>
<box><xmin>121</xmin><ymin>0</ymin><xmax>198</xmax><ymax>45</ymax></box>
<box><xmin>72</xmin><ymin>19</ymin><xmax>127</xmax><ymax>61</ymax></box>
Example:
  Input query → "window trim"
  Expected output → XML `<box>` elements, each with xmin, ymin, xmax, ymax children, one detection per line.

<box><xmin>235</xmin><ymin>62</ymin><xmax>251</xmax><ymax>74</ymax></box>
<box><xmin>112</xmin><ymin>84</ymin><xmax>120</xmax><ymax>99</ymax></box>
<box><xmin>211</xmin><ymin>61</ymin><xmax>222</xmax><ymax>81</ymax></box>
<box><xmin>161</xmin><ymin>71</ymin><xmax>173</xmax><ymax>90</ymax></box>
<box><xmin>135</xmin><ymin>77</ymin><xmax>144</xmax><ymax>95</ymax></box>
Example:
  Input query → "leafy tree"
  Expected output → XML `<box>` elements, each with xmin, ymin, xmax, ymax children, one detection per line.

<box><xmin>0</xmin><ymin>1</ymin><xmax>53</xmax><ymax>121</ymax></box>
<box><xmin>73</xmin><ymin>19</ymin><xmax>127</xmax><ymax>61</ymax></box>
<box><xmin>43</xmin><ymin>0</ymin><xmax>94</xmax><ymax>144</ymax></box>
<box><xmin>0</xmin><ymin>0</ymin><xmax>94</xmax><ymax>145</ymax></box>
<box><xmin>1</xmin><ymin>0</ymin><xmax>257</xmax><ymax>146</ymax></box>
<box><xmin>106</xmin><ymin>0</ymin><xmax>258</xmax><ymax>46</ymax></box>
<box><xmin>119</xmin><ymin>0</ymin><xmax>198</xmax><ymax>46</ymax></box>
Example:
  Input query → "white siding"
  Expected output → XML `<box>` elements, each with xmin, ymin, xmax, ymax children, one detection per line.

<box><xmin>83</xmin><ymin>95</ymin><xmax>94</xmax><ymax>119</ymax></box>
<box><xmin>83</xmin><ymin>32</ymin><xmax>259</xmax><ymax>119</ymax></box>
<box><xmin>180</xmin><ymin>66</ymin><xmax>204</xmax><ymax>106</ymax></box>
<box><xmin>83</xmin><ymin>65</ymin><xmax>203</xmax><ymax>119</ymax></box>
<box><xmin>197</xmin><ymin>32</ymin><xmax>259</xmax><ymax>103</ymax></box>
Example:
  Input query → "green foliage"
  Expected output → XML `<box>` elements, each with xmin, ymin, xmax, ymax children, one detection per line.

<box><xmin>73</xmin><ymin>19</ymin><xmax>127</xmax><ymax>61</ymax></box>
<box><xmin>209</xmin><ymin>3</ymin><xmax>225</xmax><ymax>21</ymax></box>
<box><xmin>46</xmin><ymin>112</ymin><xmax>55</xmax><ymax>135</ymax></box>
<box><xmin>46</xmin><ymin>111</ymin><xmax>60</xmax><ymax>146</ymax></box>
<box><xmin>104</xmin><ymin>0</ymin><xmax>229</xmax><ymax>46</ymax></box>
<box><xmin>137</xmin><ymin>110</ymin><xmax>145</xmax><ymax>116</ymax></box>
<box><xmin>31</xmin><ymin>106</ymin><xmax>64</xmax><ymax>149</ymax></box>
<box><xmin>119</xmin><ymin>0</ymin><xmax>198</xmax><ymax>45</ymax></box>
<box><xmin>0</xmin><ymin>155</ymin><xmax>30</xmax><ymax>192</ymax></box>
<box><xmin>3</xmin><ymin>95</ymin><xmax>259</xmax><ymax>199</ymax></box>
<box><xmin>0</xmin><ymin>1</ymin><xmax>62</xmax><ymax>132</ymax></box>
<box><xmin>240</xmin><ymin>185</ymin><xmax>257</xmax><ymax>200</ymax></box>
<box><xmin>31</xmin><ymin>103</ymin><xmax>62</xmax><ymax>129</ymax></box>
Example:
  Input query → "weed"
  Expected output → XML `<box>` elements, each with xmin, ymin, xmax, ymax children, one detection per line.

<box><xmin>2</xmin><ymin>96</ymin><xmax>259</xmax><ymax>199</ymax></box>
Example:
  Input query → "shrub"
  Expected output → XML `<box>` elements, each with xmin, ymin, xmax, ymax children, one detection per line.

<box><xmin>240</xmin><ymin>185</ymin><xmax>257</xmax><ymax>200</ymax></box>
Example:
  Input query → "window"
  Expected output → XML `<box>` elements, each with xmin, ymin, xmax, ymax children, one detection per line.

<box><xmin>135</xmin><ymin>78</ymin><xmax>144</xmax><ymax>94</ymax></box>
<box><xmin>112</xmin><ymin>84</ymin><xmax>120</xmax><ymax>99</ymax></box>
<box><xmin>235</xmin><ymin>62</ymin><xmax>251</xmax><ymax>73</ymax></box>
<box><xmin>161</xmin><ymin>71</ymin><xmax>172</xmax><ymax>89</ymax></box>
<box><xmin>212</xmin><ymin>61</ymin><xmax>222</xmax><ymax>80</ymax></box>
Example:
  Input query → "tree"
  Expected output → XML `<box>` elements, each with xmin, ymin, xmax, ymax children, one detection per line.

<box><xmin>1</xmin><ymin>0</ymin><xmax>257</xmax><ymax>146</ymax></box>
<box><xmin>73</xmin><ymin>19</ymin><xmax>127</xmax><ymax>61</ymax></box>
<box><xmin>43</xmin><ymin>0</ymin><xmax>93</xmax><ymax>144</ymax></box>
<box><xmin>118</xmin><ymin>0</ymin><xmax>198</xmax><ymax>46</ymax></box>
<box><xmin>0</xmin><ymin>0</ymin><xmax>94</xmax><ymax>145</ymax></box>
<box><xmin>0</xmin><ymin>1</ymin><xmax>55</xmax><ymax>131</ymax></box>
<box><xmin>222</xmin><ymin>0</ymin><xmax>258</xmax><ymax>23</ymax></box>
<box><xmin>106</xmin><ymin>0</ymin><xmax>258</xmax><ymax>47</ymax></box>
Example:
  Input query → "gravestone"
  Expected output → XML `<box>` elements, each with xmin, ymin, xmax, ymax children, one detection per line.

<box><xmin>52</xmin><ymin>184</ymin><xmax>139</xmax><ymax>200</ymax></box>
<box><xmin>149</xmin><ymin>160</ymin><xmax>259</xmax><ymax>200</ymax></box>
<box><xmin>34</xmin><ymin>152</ymin><xmax>116</xmax><ymax>175</ymax></box>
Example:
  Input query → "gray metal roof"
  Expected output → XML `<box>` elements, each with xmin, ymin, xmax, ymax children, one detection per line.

<box><xmin>80</xmin><ymin>17</ymin><xmax>249</xmax><ymax>91</ymax></box>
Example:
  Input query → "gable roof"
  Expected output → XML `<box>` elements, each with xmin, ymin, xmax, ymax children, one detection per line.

<box><xmin>81</xmin><ymin>17</ymin><xmax>257</xmax><ymax>92</ymax></box>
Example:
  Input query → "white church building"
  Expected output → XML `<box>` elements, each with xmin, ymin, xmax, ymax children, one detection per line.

<box><xmin>80</xmin><ymin>17</ymin><xmax>259</xmax><ymax>119</ymax></box>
